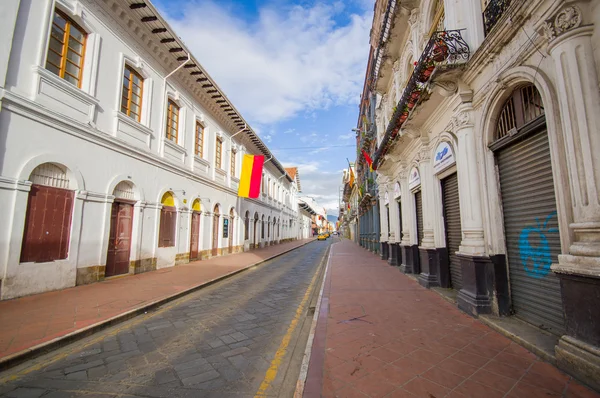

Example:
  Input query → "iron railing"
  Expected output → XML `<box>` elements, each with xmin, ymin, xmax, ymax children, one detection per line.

<box><xmin>483</xmin><ymin>0</ymin><xmax>512</xmax><ymax>36</ymax></box>
<box><xmin>372</xmin><ymin>29</ymin><xmax>470</xmax><ymax>168</ymax></box>
<box><xmin>369</xmin><ymin>0</ymin><xmax>398</xmax><ymax>90</ymax></box>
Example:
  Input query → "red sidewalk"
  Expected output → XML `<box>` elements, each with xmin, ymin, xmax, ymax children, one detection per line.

<box><xmin>0</xmin><ymin>239</ymin><xmax>314</xmax><ymax>366</ymax></box>
<box><xmin>303</xmin><ymin>240</ymin><xmax>599</xmax><ymax>398</ymax></box>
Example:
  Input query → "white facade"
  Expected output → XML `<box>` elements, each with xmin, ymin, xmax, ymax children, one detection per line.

<box><xmin>0</xmin><ymin>0</ymin><xmax>300</xmax><ymax>300</ymax></box>
<box><xmin>367</xmin><ymin>0</ymin><xmax>600</xmax><ymax>388</ymax></box>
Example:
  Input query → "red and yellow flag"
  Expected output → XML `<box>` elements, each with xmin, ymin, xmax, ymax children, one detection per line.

<box><xmin>238</xmin><ymin>154</ymin><xmax>264</xmax><ymax>198</ymax></box>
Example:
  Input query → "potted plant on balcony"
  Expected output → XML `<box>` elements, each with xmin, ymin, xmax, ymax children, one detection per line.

<box><xmin>418</xmin><ymin>60</ymin><xmax>435</xmax><ymax>83</ymax></box>
<box><xmin>432</xmin><ymin>38</ymin><xmax>449</xmax><ymax>62</ymax></box>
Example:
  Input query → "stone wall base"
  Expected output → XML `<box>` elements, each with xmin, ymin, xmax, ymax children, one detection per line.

<box><xmin>76</xmin><ymin>265</ymin><xmax>105</xmax><ymax>285</ymax></box>
<box><xmin>556</xmin><ymin>335</ymin><xmax>600</xmax><ymax>392</ymax></box>
<box><xmin>130</xmin><ymin>258</ymin><xmax>157</xmax><ymax>274</ymax></box>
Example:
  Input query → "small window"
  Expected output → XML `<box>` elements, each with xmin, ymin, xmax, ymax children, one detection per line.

<box><xmin>46</xmin><ymin>9</ymin><xmax>87</xmax><ymax>87</ymax></box>
<box><xmin>195</xmin><ymin>122</ymin><xmax>204</xmax><ymax>157</ymax></box>
<box><xmin>165</xmin><ymin>100</ymin><xmax>179</xmax><ymax>143</ymax></box>
<box><xmin>215</xmin><ymin>137</ymin><xmax>223</xmax><ymax>169</ymax></box>
<box><xmin>230</xmin><ymin>149</ymin><xmax>236</xmax><ymax>177</ymax></box>
<box><xmin>121</xmin><ymin>65</ymin><xmax>144</xmax><ymax>122</ymax></box>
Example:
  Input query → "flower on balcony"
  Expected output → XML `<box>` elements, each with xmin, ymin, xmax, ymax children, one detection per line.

<box><xmin>432</xmin><ymin>39</ymin><xmax>449</xmax><ymax>62</ymax></box>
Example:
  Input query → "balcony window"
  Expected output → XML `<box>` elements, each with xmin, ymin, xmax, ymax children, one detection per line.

<box><xmin>45</xmin><ymin>9</ymin><xmax>87</xmax><ymax>87</ymax></box>
<box><xmin>215</xmin><ymin>137</ymin><xmax>223</xmax><ymax>169</ymax></box>
<box><xmin>195</xmin><ymin>122</ymin><xmax>204</xmax><ymax>157</ymax></box>
<box><xmin>121</xmin><ymin>65</ymin><xmax>143</xmax><ymax>122</ymax></box>
<box><xmin>483</xmin><ymin>0</ymin><xmax>512</xmax><ymax>36</ymax></box>
<box><xmin>165</xmin><ymin>100</ymin><xmax>179</xmax><ymax>143</ymax></box>
<box><xmin>230</xmin><ymin>149</ymin><xmax>236</xmax><ymax>176</ymax></box>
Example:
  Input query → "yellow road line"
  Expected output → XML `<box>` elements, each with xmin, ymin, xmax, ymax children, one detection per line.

<box><xmin>254</xmin><ymin>252</ymin><xmax>325</xmax><ymax>397</ymax></box>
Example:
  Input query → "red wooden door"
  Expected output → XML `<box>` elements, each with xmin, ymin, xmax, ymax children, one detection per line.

<box><xmin>190</xmin><ymin>212</ymin><xmax>201</xmax><ymax>260</ymax></box>
<box><xmin>21</xmin><ymin>185</ymin><xmax>74</xmax><ymax>263</ymax></box>
<box><xmin>105</xmin><ymin>202</ymin><xmax>133</xmax><ymax>277</ymax></box>
<box><xmin>212</xmin><ymin>214</ymin><xmax>219</xmax><ymax>256</ymax></box>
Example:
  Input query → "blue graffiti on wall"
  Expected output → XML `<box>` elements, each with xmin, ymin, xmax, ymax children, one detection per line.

<box><xmin>518</xmin><ymin>211</ymin><xmax>558</xmax><ymax>278</ymax></box>
<box><xmin>435</xmin><ymin>146</ymin><xmax>449</xmax><ymax>161</ymax></box>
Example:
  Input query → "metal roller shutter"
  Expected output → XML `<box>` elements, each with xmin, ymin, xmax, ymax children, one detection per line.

<box><xmin>496</xmin><ymin>130</ymin><xmax>565</xmax><ymax>335</ymax></box>
<box><xmin>442</xmin><ymin>173</ymin><xmax>462</xmax><ymax>290</ymax></box>
<box><xmin>415</xmin><ymin>191</ymin><xmax>423</xmax><ymax>245</ymax></box>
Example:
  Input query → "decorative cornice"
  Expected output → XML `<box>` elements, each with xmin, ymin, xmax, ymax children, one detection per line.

<box><xmin>541</xmin><ymin>6</ymin><xmax>582</xmax><ymax>42</ymax></box>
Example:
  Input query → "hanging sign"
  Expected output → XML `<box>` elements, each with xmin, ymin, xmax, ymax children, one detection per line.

<box><xmin>394</xmin><ymin>182</ymin><xmax>401</xmax><ymax>199</ymax></box>
<box><xmin>433</xmin><ymin>141</ymin><xmax>456</xmax><ymax>174</ymax></box>
<box><xmin>408</xmin><ymin>167</ymin><xmax>421</xmax><ymax>190</ymax></box>
<box><xmin>223</xmin><ymin>218</ymin><xmax>229</xmax><ymax>238</ymax></box>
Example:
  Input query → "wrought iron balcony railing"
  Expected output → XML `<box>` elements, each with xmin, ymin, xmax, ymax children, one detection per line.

<box><xmin>372</xmin><ymin>29</ymin><xmax>470</xmax><ymax>168</ymax></box>
<box><xmin>483</xmin><ymin>0</ymin><xmax>511</xmax><ymax>36</ymax></box>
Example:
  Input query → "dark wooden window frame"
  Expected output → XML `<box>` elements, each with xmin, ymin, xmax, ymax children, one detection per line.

<box><xmin>121</xmin><ymin>65</ymin><xmax>144</xmax><ymax>122</ymax></box>
<box><xmin>165</xmin><ymin>100</ymin><xmax>179</xmax><ymax>143</ymax></box>
<box><xmin>195</xmin><ymin>121</ymin><xmax>204</xmax><ymax>157</ymax></box>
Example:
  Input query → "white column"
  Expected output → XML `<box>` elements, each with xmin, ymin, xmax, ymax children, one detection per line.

<box><xmin>388</xmin><ymin>189</ymin><xmax>401</xmax><ymax>244</ymax></box>
<box><xmin>454</xmin><ymin>107</ymin><xmax>486</xmax><ymax>255</ymax></box>
<box><xmin>548</xmin><ymin>21</ymin><xmax>600</xmax><ymax>272</ymax></box>
<box><xmin>399</xmin><ymin>174</ymin><xmax>413</xmax><ymax>246</ymax></box>
<box><xmin>419</xmin><ymin>158</ymin><xmax>436</xmax><ymax>248</ymax></box>
<box><xmin>379</xmin><ymin>195</ymin><xmax>389</xmax><ymax>242</ymax></box>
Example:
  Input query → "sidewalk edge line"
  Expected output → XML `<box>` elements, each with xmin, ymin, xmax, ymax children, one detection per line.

<box><xmin>0</xmin><ymin>239</ymin><xmax>316</xmax><ymax>372</ymax></box>
<box><xmin>293</xmin><ymin>241</ymin><xmax>334</xmax><ymax>398</ymax></box>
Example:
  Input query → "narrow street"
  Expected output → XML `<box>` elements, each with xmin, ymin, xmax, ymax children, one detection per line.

<box><xmin>0</xmin><ymin>240</ymin><xmax>332</xmax><ymax>398</ymax></box>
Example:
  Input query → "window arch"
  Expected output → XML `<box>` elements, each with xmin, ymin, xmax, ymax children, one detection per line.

<box><xmin>191</xmin><ymin>198</ymin><xmax>201</xmax><ymax>212</ymax></box>
<box><xmin>158</xmin><ymin>191</ymin><xmax>177</xmax><ymax>247</ymax></box>
<box><xmin>493</xmin><ymin>84</ymin><xmax>545</xmax><ymax>143</ymax></box>
<box><xmin>114</xmin><ymin>181</ymin><xmax>135</xmax><ymax>201</ymax></box>
<box><xmin>21</xmin><ymin>163</ymin><xmax>75</xmax><ymax>263</ymax></box>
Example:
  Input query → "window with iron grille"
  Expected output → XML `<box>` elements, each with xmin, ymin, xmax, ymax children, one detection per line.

<box><xmin>215</xmin><ymin>137</ymin><xmax>223</xmax><ymax>169</ymax></box>
<box><xmin>195</xmin><ymin>122</ymin><xmax>204</xmax><ymax>157</ymax></box>
<box><xmin>121</xmin><ymin>65</ymin><xmax>143</xmax><ymax>122</ymax></box>
<box><xmin>165</xmin><ymin>100</ymin><xmax>179</xmax><ymax>143</ymax></box>
<box><xmin>46</xmin><ymin>9</ymin><xmax>87</xmax><ymax>87</ymax></box>
<box><xmin>494</xmin><ymin>84</ymin><xmax>545</xmax><ymax>142</ymax></box>
<box><xmin>230</xmin><ymin>149</ymin><xmax>237</xmax><ymax>176</ymax></box>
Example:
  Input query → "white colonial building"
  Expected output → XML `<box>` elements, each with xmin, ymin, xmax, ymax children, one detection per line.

<box><xmin>0</xmin><ymin>0</ymin><xmax>300</xmax><ymax>300</ymax></box>
<box><xmin>365</xmin><ymin>0</ymin><xmax>600</xmax><ymax>389</ymax></box>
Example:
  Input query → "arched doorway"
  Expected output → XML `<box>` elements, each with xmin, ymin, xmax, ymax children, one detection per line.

<box><xmin>267</xmin><ymin>216</ymin><xmax>271</xmax><ymax>244</ymax></box>
<box><xmin>21</xmin><ymin>163</ymin><xmax>75</xmax><ymax>263</ymax></box>
<box><xmin>491</xmin><ymin>84</ymin><xmax>564</xmax><ymax>335</ymax></box>
<box><xmin>212</xmin><ymin>204</ymin><xmax>220</xmax><ymax>257</ymax></box>
<box><xmin>106</xmin><ymin>181</ymin><xmax>136</xmax><ymax>277</ymax></box>
<box><xmin>190</xmin><ymin>199</ymin><xmax>202</xmax><ymax>261</ymax></box>
<box><xmin>229</xmin><ymin>208</ymin><xmax>235</xmax><ymax>254</ymax></box>
<box><xmin>244</xmin><ymin>211</ymin><xmax>250</xmax><ymax>242</ymax></box>
<box><xmin>158</xmin><ymin>192</ymin><xmax>177</xmax><ymax>248</ymax></box>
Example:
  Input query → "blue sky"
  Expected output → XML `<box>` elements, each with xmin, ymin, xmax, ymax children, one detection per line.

<box><xmin>154</xmin><ymin>0</ymin><xmax>373</xmax><ymax>216</ymax></box>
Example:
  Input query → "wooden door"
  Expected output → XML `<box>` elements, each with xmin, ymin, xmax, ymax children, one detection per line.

<box><xmin>212</xmin><ymin>213</ymin><xmax>219</xmax><ymax>256</ymax></box>
<box><xmin>190</xmin><ymin>212</ymin><xmax>200</xmax><ymax>260</ymax></box>
<box><xmin>106</xmin><ymin>202</ymin><xmax>133</xmax><ymax>277</ymax></box>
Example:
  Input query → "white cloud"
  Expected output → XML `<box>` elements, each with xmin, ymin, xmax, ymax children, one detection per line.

<box><xmin>338</xmin><ymin>132</ymin><xmax>355</xmax><ymax>140</ymax></box>
<box><xmin>162</xmin><ymin>1</ymin><xmax>372</xmax><ymax>124</ymax></box>
<box><xmin>284</xmin><ymin>160</ymin><xmax>343</xmax><ymax>217</ymax></box>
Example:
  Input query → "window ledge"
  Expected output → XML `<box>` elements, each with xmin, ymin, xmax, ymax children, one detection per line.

<box><xmin>216</xmin><ymin>168</ymin><xmax>227</xmax><ymax>176</ymax></box>
<box><xmin>115</xmin><ymin>111</ymin><xmax>153</xmax><ymax>135</ymax></box>
<box><xmin>231</xmin><ymin>176</ymin><xmax>240</xmax><ymax>183</ymax></box>
<box><xmin>164</xmin><ymin>138</ymin><xmax>186</xmax><ymax>154</ymax></box>
<box><xmin>194</xmin><ymin>155</ymin><xmax>210</xmax><ymax>167</ymax></box>
<box><xmin>33</xmin><ymin>66</ymin><xmax>99</xmax><ymax>106</ymax></box>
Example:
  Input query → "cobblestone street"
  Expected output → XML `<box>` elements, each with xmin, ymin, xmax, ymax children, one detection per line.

<box><xmin>0</xmin><ymin>240</ymin><xmax>329</xmax><ymax>398</ymax></box>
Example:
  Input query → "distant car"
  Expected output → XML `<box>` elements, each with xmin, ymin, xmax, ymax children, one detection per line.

<box><xmin>317</xmin><ymin>234</ymin><xmax>327</xmax><ymax>241</ymax></box>
<box><xmin>323</xmin><ymin>232</ymin><xmax>330</xmax><ymax>238</ymax></box>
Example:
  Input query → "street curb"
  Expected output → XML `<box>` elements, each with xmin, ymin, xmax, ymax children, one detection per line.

<box><xmin>294</xmin><ymin>241</ymin><xmax>334</xmax><ymax>398</ymax></box>
<box><xmin>478</xmin><ymin>315</ymin><xmax>557</xmax><ymax>365</ymax></box>
<box><xmin>0</xmin><ymin>239</ymin><xmax>316</xmax><ymax>372</ymax></box>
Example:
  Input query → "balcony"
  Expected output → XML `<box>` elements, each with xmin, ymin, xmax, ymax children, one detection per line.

<box><xmin>372</xmin><ymin>29</ymin><xmax>470</xmax><ymax>168</ymax></box>
<box><xmin>483</xmin><ymin>0</ymin><xmax>512</xmax><ymax>36</ymax></box>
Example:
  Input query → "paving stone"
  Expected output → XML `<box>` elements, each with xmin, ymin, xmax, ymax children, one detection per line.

<box><xmin>4</xmin><ymin>388</ymin><xmax>47</xmax><ymax>398</ymax></box>
<box><xmin>180</xmin><ymin>369</ymin><xmax>220</xmax><ymax>386</ymax></box>
<box><xmin>65</xmin><ymin>370</ymin><xmax>87</xmax><ymax>380</ymax></box>
<box><xmin>221</xmin><ymin>347</ymin><xmax>251</xmax><ymax>358</ymax></box>
<box><xmin>63</xmin><ymin>359</ymin><xmax>104</xmax><ymax>374</ymax></box>
<box><xmin>87</xmin><ymin>365</ymin><xmax>108</xmax><ymax>380</ymax></box>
